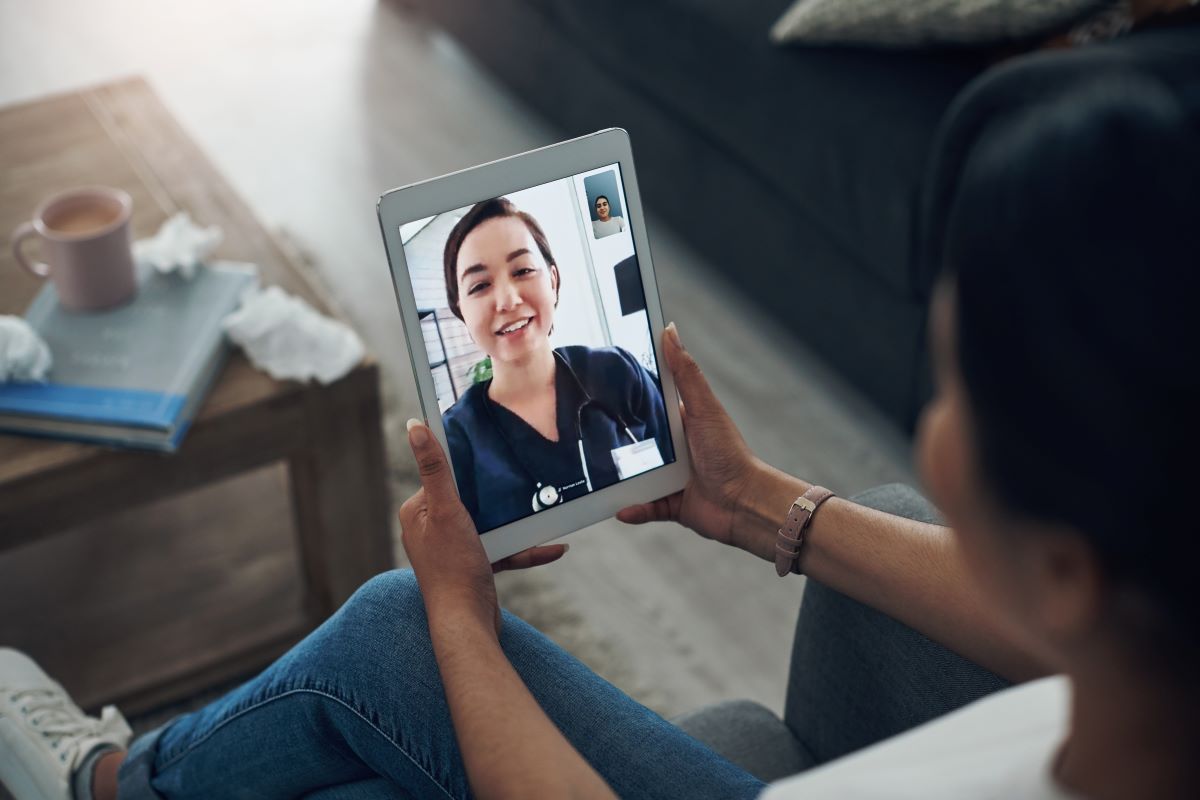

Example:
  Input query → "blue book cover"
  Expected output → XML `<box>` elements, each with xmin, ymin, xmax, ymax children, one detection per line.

<box><xmin>0</xmin><ymin>264</ymin><xmax>256</xmax><ymax>448</ymax></box>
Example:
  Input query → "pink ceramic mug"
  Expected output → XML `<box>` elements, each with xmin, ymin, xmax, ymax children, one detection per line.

<box><xmin>11</xmin><ymin>186</ymin><xmax>137</xmax><ymax>311</ymax></box>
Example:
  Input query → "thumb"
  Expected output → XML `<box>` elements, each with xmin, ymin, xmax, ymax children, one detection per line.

<box><xmin>407</xmin><ymin>419</ymin><xmax>457</xmax><ymax>504</ymax></box>
<box><xmin>663</xmin><ymin>322</ymin><xmax>719</xmax><ymax>422</ymax></box>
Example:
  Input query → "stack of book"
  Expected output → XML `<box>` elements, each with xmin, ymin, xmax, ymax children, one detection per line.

<box><xmin>0</xmin><ymin>265</ymin><xmax>256</xmax><ymax>451</ymax></box>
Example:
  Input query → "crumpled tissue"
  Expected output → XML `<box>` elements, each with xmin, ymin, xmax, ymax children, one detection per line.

<box><xmin>0</xmin><ymin>315</ymin><xmax>53</xmax><ymax>382</ymax></box>
<box><xmin>134</xmin><ymin>212</ymin><xmax>223</xmax><ymax>279</ymax></box>
<box><xmin>223</xmin><ymin>286</ymin><xmax>365</xmax><ymax>384</ymax></box>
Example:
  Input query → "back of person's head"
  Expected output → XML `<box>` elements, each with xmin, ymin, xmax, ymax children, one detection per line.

<box><xmin>941</xmin><ymin>73</ymin><xmax>1200</xmax><ymax>662</ymax></box>
<box><xmin>442</xmin><ymin>197</ymin><xmax>558</xmax><ymax>322</ymax></box>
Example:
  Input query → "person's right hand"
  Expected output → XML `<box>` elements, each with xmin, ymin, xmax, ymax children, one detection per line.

<box><xmin>616</xmin><ymin>323</ymin><xmax>762</xmax><ymax>553</ymax></box>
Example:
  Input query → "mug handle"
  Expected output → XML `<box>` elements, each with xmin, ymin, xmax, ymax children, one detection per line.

<box><xmin>11</xmin><ymin>221</ymin><xmax>51</xmax><ymax>279</ymax></box>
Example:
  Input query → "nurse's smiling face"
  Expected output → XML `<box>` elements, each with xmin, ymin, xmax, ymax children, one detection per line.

<box><xmin>456</xmin><ymin>216</ymin><xmax>559</xmax><ymax>364</ymax></box>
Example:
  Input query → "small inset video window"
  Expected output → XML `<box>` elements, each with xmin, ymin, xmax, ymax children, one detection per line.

<box><xmin>584</xmin><ymin>171</ymin><xmax>626</xmax><ymax>240</ymax></box>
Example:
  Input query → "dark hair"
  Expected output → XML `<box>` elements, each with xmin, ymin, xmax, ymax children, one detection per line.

<box><xmin>941</xmin><ymin>75</ymin><xmax>1200</xmax><ymax>648</ymax></box>
<box><xmin>595</xmin><ymin>195</ymin><xmax>610</xmax><ymax>206</ymax></box>
<box><xmin>442</xmin><ymin>198</ymin><xmax>558</xmax><ymax>321</ymax></box>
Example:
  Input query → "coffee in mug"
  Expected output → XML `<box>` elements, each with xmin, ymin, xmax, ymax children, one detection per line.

<box><xmin>11</xmin><ymin>186</ymin><xmax>137</xmax><ymax>311</ymax></box>
<box><xmin>46</xmin><ymin>203</ymin><xmax>123</xmax><ymax>236</ymax></box>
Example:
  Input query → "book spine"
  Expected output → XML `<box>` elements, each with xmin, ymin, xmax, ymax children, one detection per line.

<box><xmin>0</xmin><ymin>384</ymin><xmax>184</xmax><ymax>429</ymax></box>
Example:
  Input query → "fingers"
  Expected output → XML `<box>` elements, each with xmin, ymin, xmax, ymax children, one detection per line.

<box><xmin>663</xmin><ymin>323</ymin><xmax>720</xmax><ymax>422</ymax></box>
<box><xmin>616</xmin><ymin>492</ymin><xmax>682</xmax><ymax>525</ymax></box>
<box><xmin>616</xmin><ymin>504</ymin><xmax>653</xmax><ymax>524</ymax></box>
<box><xmin>407</xmin><ymin>419</ymin><xmax>457</xmax><ymax>506</ymax></box>
<box><xmin>493</xmin><ymin>543</ymin><xmax>569</xmax><ymax>573</ymax></box>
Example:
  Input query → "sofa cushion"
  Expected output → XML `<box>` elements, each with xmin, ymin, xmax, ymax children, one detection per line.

<box><xmin>673</xmin><ymin>699</ymin><xmax>817</xmax><ymax>783</ymax></box>
<box><xmin>770</xmin><ymin>0</ymin><xmax>1107</xmax><ymax>48</ymax></box>
<box><xmin>526</xmin><ymin>0</ymin><xmax>987</xmax><ymax>300</ymax></box>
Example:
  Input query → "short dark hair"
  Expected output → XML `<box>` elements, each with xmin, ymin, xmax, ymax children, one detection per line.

<box><xmin>442</xmin><ymin>198</ymin><xmax>558</xmax><ymax>322</ymax></box>
<box><xmin>595</xmin><ymin>195</ymin><xmax>609</xmax><ymax>206</ymax></box>
<box><xmin>940</xmin><ymin>74</ymin><xmax>1200</xmax><ymax>651</ymax></box>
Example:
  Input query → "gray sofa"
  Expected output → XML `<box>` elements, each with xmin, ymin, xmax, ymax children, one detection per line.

<box><xmin>674</xmin><ymin>484</ymin><xmax>1009</xmax><ymax>782</ymax></box>
<box><xmin>395</xmin><ymin>0</ymin><xmax>1200</xmax><ymax>431</ymax></box>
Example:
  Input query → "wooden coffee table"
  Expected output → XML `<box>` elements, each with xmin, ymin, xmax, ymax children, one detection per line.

<box><xmin>0</xmin><ymin>78</ymin><xmax>394</xmax><ymax>713</ymax></box>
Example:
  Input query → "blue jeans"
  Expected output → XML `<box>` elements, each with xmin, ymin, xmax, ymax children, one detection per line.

<box><xmin>116</xmin><ymin>570</ymin><xmax>765</xmax><ymax>799</ymax></box>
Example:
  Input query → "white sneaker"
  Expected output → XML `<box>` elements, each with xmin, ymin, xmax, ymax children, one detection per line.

<box><xmin>0</xmin><ymin>648</ymin><xmax>131</xmax><ymax>800</ymax></box>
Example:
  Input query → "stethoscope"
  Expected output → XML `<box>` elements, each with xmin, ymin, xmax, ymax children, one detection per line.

<box><xmin>483</xmin><ymin>350</ymin><xmax>641</xmax><ymax>512</ymax></box>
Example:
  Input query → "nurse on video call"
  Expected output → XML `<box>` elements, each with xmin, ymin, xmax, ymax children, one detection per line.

<box><xmin>440</xmin><ymin>197</ymin><xmax>674</xmax><ymax>533</ymax></box>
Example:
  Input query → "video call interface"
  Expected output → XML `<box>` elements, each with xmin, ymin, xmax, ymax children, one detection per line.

<box><xmin>400</xmin><ymin>164</ymin><xmax>677</xmax><ymax>534</ymax></box>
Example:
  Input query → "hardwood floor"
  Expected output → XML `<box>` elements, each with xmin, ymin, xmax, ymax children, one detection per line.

<box><xmin>0</xmin><ymin>0</ymin><xmax>917</xmax><ymax>717</ymax></box>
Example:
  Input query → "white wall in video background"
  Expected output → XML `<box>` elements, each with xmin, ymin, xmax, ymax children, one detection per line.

<box><xmin>403</xmin><ymin>174</ymin><xmax>651</xmax><ymax>413</ymax></box>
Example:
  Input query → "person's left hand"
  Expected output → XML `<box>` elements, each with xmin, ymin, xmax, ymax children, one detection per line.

<box><xmin>399</xmin><ymin>419</ymin><xmax>568</xmax><ymax>638</ymax></box>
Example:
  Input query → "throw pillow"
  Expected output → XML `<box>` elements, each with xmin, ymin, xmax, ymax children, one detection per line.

<box><xmin>770</xmin><ymin>0</ymin><xmax>1115</xmax><ymax>47</ymax></box>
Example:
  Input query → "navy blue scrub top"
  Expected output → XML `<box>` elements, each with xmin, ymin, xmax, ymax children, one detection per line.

<box><xmin>443</xmin><ymin>345</ymin><xmax>675</xmax><ymax>533</ymax></box>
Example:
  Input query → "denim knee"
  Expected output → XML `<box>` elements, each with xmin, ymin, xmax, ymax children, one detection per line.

<box><xmin>343</xmin><ymin>568</ymin><xmax>427</xmax><ymax>626</ymax></box>
<box><xmin>289</xmin><ymin>569</ymin><xmax>437</xmax><ymax>690</ymax></box>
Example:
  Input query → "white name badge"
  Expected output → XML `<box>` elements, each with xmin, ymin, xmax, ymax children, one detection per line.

<box><xmin>612</xmin><ymin>438</ymin><xmax>665</xmax><ymax>480</ymax></box>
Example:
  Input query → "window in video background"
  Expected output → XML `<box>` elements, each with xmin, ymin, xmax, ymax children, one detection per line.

<box><xmin>399</xmin><ymin>164</ymin><xmax>675</xmax><ymax>533</ymax></box>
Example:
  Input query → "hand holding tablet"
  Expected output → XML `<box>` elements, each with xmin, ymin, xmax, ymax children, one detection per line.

<box><xmin>398</xmin><ymin>417</ymin><xmax>569</xmax><ymax>636</ymax></box>
<box><xmin>614</xmin><ymin>323</ymin><xmax>767</xmax><ymax>553</ymax></box>
<box><xmin>379</xmin><ymin>130</ymin><xmax>690</xmax><ymax>562</ymax></box>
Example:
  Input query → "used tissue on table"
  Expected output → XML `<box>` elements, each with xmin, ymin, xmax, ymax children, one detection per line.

<box><xmin>223</xmin><ymin>286</ymin><xmax>364</xmax><ymax>384</ymax></box>
<box><xmin>0</xmin><ymin>315</ymin><xmax>52</xmax><ymax>382</ymax></box>
<box><xmin>134</xmin><ymin>212</ymin><xmax>223</xmax><ymax>279</ymax></box>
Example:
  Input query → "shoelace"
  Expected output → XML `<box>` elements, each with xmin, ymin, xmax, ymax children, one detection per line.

<box><xmin>5</xmin><ymin>688</ymin><xmax>126</xmax><ymax>766</ymax></box>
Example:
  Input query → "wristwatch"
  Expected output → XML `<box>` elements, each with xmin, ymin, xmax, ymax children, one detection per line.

<box><xmin>775</xmin><ymin>485</ymin><xmax>835</xmax><ymax>577</ymax></box>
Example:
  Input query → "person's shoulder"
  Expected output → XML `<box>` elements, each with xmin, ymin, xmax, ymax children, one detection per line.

<box><xmin>557</xmin><ymin>345</ymin><xmax>640</xmax><ymax>378</ymax></box>
<box><xmin>557</xmin><ymin>344</ymin><xmax>633</xmax><ymax>365</ymax></box>
<box><xmin>443</xmin><ymin>382</ymin><xmax>490</xmax><ymax>431</ymax></box>
<box><xmin>761</xmin><ymin>675</ymin><xmax>1072</xmax><ymax>800</ymax></box>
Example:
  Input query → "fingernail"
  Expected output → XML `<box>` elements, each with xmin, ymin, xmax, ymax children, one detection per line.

<box><xmin>666</xmin><ymin>321</ymin><xmax>685</xmax><ymax>351</ymax></box>
<box><xmin>562</xmin><ymin>543</ymin><xmax>570</xmax><ymax>553</ymax></box>
<box><xmin>406</xmin><ymin>418</ymin><xmax>429</xmax><ymax>446</ymax></box>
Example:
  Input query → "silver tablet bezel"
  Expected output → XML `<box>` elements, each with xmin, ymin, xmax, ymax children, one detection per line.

<box><xmin>377</xmin><ymin>128</ymin><xmax>690</xmax><ymax>562</ymax></box>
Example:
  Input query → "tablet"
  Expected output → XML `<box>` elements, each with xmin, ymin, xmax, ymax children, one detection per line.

<box><xmin>378</xmin><ymin>129</ymin><xmax>689</xmax><ymax>562</ymax></box>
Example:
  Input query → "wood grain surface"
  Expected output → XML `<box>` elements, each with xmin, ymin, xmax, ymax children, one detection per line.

<box><xmin>0</xmin><ymin>78</ymin><xmax>394</xmax><ymax>713</ymax></box>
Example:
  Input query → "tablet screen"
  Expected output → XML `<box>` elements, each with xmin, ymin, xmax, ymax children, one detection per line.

<box><xmin>399</xmin><ymin>164</ymin><xmax>677</xmax><ymax>534</ymax></box>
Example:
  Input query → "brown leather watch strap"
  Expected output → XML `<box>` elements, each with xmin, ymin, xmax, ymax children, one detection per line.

<box><xmin>775</xmin><ymin>485</ymin><xmax>835</xmax><ymax>577</ymax></box>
